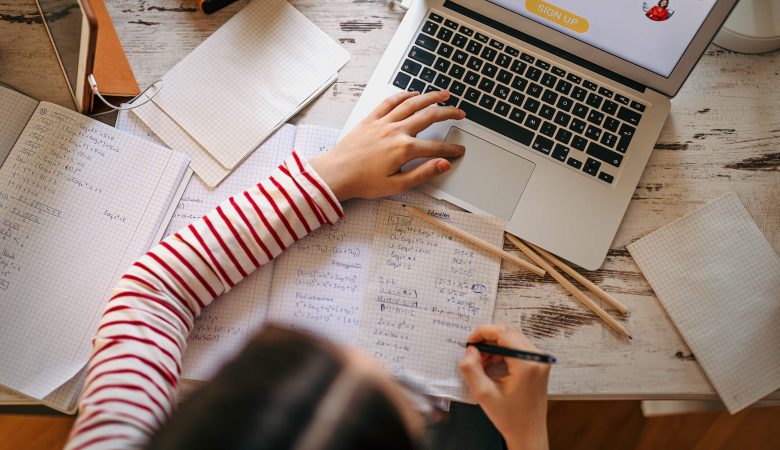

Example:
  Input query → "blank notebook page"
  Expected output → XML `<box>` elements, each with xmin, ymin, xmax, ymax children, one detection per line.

<box><xmin>153</xmin><ymin>0</ymin><xmax>349</xmax><ymax>169</ymax></box>
<box><xmin>627</xmin><ymin>192</ymin><xmax>780</xmax><ymax>413</ymax></box>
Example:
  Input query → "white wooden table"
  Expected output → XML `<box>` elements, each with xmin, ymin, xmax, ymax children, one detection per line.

<box><xmin>1</xmin><ymin>0</ymin><xmax>778</xmax><ymax>402</ymax></box>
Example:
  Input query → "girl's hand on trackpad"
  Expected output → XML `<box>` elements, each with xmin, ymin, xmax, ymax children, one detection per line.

<box><xmin>308</xmin><ymin>90</ymin><xmax>465</xmax><ymax>201</ymax></box>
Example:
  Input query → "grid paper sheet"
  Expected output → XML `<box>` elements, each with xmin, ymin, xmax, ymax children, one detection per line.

<box><xmin>627</xmin><ymin>193</ymin><xmax>780</xmax><ymax>413</ymax></box>
<box><xmin>0</xmin><ymin>87</ymin><xmax>38</xmax><ymax>165</ymax></box>
<box><xmin>356</xmin><ymin>201</ymin><xmax>505</xmax><ymax>401</ymax></box>
<box><xmin>152</xmin><ymin>0</ymin><xmax>349</xmax><ymax>170</ymax></box>
<box><xmin>0</xmin><ymin>102</ymin><xmax>190</xmax><ymax>407</ymax></box>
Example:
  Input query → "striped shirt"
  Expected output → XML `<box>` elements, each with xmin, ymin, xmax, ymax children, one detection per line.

<box><xmin>64</xmin><ymin>152</ymin><xmax>343</xmax><ymax>450</ymax></box>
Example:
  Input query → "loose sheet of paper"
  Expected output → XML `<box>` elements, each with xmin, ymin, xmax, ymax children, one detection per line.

<box><xmin>115</xmin><ymin>108</ymin><xmax>165</xmax><ymax>146</ymax></box>
<box><xmin>152</xmin><ymin>0</ymin><xmax>349</xmax><ymax>169</ymax></box>
<box><xmin>627</xmin><ymin>192</ymin><xmax>780</xmax><ymax>413</ymax></box>
<box><xmin>356</xmin><ymin>201</ymin><xmax>505</xmax><ymax>400</ymax></box>
<box><xmin>0</xmin><ymin>102</ymin><xmax>189</xmax><ymax>401</ymax></box>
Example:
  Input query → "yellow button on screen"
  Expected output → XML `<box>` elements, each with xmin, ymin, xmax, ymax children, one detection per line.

<box><xmin>525</xmin><ymin>0</ymin><xmax>589</xmax><ymax>34</ymax></box>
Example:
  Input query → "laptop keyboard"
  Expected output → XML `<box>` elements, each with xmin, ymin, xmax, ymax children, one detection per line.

<box><xmin>391</xmin><ymin>11</ymin><xmax>647</xmax><ymax>185</ymax></box>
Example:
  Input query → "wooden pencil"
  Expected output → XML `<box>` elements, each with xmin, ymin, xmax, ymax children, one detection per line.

<box><xmin>526</xmin><ymin>241</ymin><xmax>629</xmax><ymax>314</ymax></box>
<box><xmin>505</xmin><ymin>233</ymin><xmax>632</xmax><ymax>339</ymax></box>
<box><xmin>403</xmin><ymin>205</ymin><xmax>546</xmax><ymax>277</ymax></box>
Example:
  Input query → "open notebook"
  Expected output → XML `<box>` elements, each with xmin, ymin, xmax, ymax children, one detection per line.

<box><xmin>117</xmin><ymin>112</ymin><xmax>505</xmax><ymax>401</ymax></box>
<box><xmin>0</xmin><ymin>87</ymin><xmax>191</xmax><ymax>412</ymax></box>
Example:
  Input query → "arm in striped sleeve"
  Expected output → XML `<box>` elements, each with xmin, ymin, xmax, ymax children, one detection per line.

<box><xmin>64</xmin><ymin>151</ymin><xmax>343</xmax><ymax>450</ymax></box>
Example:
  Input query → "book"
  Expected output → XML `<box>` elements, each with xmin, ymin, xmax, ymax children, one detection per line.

<box><xmin>117</xmin><ymin>111</ymin><xmax>505</xmax><ymax>401</ymax></box>
<box><xmin>0</xmin><ymin>87</ymin><xmax>191</xmax><ymax>412</ymax></box>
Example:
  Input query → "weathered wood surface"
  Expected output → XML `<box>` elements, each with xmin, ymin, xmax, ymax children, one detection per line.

<box><xmin>1</xmin><ymin>0</ymin><xmax>778</xmax><ymax>399</ymax></box>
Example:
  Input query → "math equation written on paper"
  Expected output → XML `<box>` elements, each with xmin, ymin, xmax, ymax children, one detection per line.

<box><xmin>357</xmin><ymin>201</ymin><xmax>504</xmax><ymax>396</ymax></box>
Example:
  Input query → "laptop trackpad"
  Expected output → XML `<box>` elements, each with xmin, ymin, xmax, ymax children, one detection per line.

<box><xmin>427</xmin><ymin>127</ymin><xmax>535</xmax><ymax>220</ymax></box>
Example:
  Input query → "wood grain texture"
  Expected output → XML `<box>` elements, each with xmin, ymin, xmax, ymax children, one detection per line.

<box><xmin>0</xmin><ymin>0</ymin><xmax>778</xmax><ymax>399</ymax></box>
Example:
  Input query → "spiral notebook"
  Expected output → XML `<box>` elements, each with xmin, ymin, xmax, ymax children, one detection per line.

<box><xmin>627</xmin><ymin>193</ymin><xmax>780</xmax><ymax>413</ymax></box>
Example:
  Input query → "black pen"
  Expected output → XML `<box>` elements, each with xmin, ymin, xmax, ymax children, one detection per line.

<box><xmin>466</xmin><ymin>342</ymin><xmax>557</xmax><ymax>364</ymax></box>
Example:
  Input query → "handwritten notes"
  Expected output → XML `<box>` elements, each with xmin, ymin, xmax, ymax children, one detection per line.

<box><xmin>266</xmin><ymin>190</ymin><xmax>457</xmax><ymax>345</ymax></box>
<box><xmin>267</xmin><ymin>200</ymin><xmax>374</xmax><ymax>344</ymax></box>
<box><xmin>357</xmin><ymin>201</ymin><xmax>505</xmax><ymax>400</ymax></box>
<box><xmin>162</xmin><ymin>124</ymin><xmax>299</xmax><ymax>380</ymax></box>
<box><xmin>0</xmin><ymin>101</ymin><xmax>189</xmax><ymax>401</ymax></box>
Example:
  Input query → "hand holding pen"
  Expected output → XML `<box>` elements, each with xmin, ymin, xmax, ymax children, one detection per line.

<box><xmin>459</xmin><ymin>325</ymin><xmax>552</xmax><ymax>450</ymax></box>
<box><xmin>465</xmin><ymin>342</ymin><xmax>557</xmax><ymax>365</ymax></box>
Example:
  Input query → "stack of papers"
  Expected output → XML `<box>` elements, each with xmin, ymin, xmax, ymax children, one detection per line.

<box><xmin>133</xmin><ymin>0</ymin><xmax>349</xmax><ymax>186</ymax></box>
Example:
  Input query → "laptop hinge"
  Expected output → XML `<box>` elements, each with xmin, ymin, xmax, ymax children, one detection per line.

<box><xmin>443</xmin><ymin>1</ymin><xmax>647</xmax><ymax>93</ymax></box>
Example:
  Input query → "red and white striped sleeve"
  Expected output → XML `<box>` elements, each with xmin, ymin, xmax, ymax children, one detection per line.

<box><xmin>64</xmin><ymin>152</ymin><xmax>343</xmax><ymax>450</ymax></box>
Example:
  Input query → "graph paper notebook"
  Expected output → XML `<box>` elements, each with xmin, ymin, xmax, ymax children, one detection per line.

<box><xmin>149</xmin><ymin>0</ymin><xmax>349</xmax><ymax>171</ymax></box>
<box><xmin>627</xmin><ymin>193</ymin><xmax>780</xmax><ymax>413</ymax></box>
<box><xmin>116</xmin><ymin>118</ymin><xmax>495</xmax><ymax>401</ymax></box>
<box><xmin>0</xmin><ymin>87</ymin><xmax>191</xmax><ymax>412</ymax></box>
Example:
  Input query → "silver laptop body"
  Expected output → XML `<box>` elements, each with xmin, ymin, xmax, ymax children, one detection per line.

<box><xmin>343</xmin><ymin>0</ymin><xmax>738</xmax><ymax>270</ymax></box>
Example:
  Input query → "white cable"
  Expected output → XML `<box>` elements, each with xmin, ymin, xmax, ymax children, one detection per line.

<box><xmin>88</xmin><ymin>74</ymin><xmax>163</xmax><ymax>117</ymax></box>
<box><xmin>394</xmin><ymin>0</ymin><xmax>414</xmax><ymax>10</ymax></box>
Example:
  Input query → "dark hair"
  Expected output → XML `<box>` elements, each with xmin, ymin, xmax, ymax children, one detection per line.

<box><xmin>146</xmin><ymin>326</ymin><xmax>419</xmax><ymax>450</ymax></box>
<box><xmin>658</xmin><ymin>0</ymin><xmax>668</xmax><ymax>6</ymax></box>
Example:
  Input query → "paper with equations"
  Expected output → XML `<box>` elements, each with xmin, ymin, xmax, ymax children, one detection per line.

<box><xmin>266</xmin><ymin>190</ymin><xmax>451</xmax><ymax>346</ymax></box>
<box><xmin>0</xmin><ymin>91</ymin><xmax>190</xmax><ymax>412</ymax></box>
<box><xmin>358</xmin><ymin>201</ymin><xmax>505</xmax><ymax>400</ymax></box>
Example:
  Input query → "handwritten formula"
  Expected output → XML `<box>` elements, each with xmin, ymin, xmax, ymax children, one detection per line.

<box><xmin>357</xmin><ymin>201</ymin><xmax>504</xmax><ymax>399</ymax></box>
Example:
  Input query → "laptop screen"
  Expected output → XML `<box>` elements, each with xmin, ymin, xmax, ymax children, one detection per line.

<box><xmin>486</xmin><ymin>0</ymin><xmax>718</xmax><ymax>78</ymax></box>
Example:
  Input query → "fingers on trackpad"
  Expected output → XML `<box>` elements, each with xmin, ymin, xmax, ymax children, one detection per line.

<box><xmin>428</xmin><ymin>127</ymin><xmax>534</xmax><ymax>220</ymax></box>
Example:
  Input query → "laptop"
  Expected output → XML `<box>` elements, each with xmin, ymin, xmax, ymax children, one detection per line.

<box><xmin>342</xmin><ymin>0</ymin><xmax>738</xmax><ymax>270</ymax></box>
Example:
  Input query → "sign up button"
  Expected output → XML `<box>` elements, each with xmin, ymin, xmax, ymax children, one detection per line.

<box><xmin>525</xmin><ymin>0</ymin><xmax>589</xmax><ymax>33</ymax></box>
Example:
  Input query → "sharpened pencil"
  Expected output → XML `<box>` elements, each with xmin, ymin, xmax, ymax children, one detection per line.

<box><xmin>505</xmin><ymin>233</ymin><xmax>632</xmax><ymax>340</ymax></box>
<box><xmin>403</xmin><ymin>204</ymin><xmax>545</xmax><ymax>276</ymax></box>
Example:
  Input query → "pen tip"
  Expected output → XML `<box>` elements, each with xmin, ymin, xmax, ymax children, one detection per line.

<box><xmin>628</xmin><ymin>335</ymin><xmax>633</xmax><ymax>340</ymax></box>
